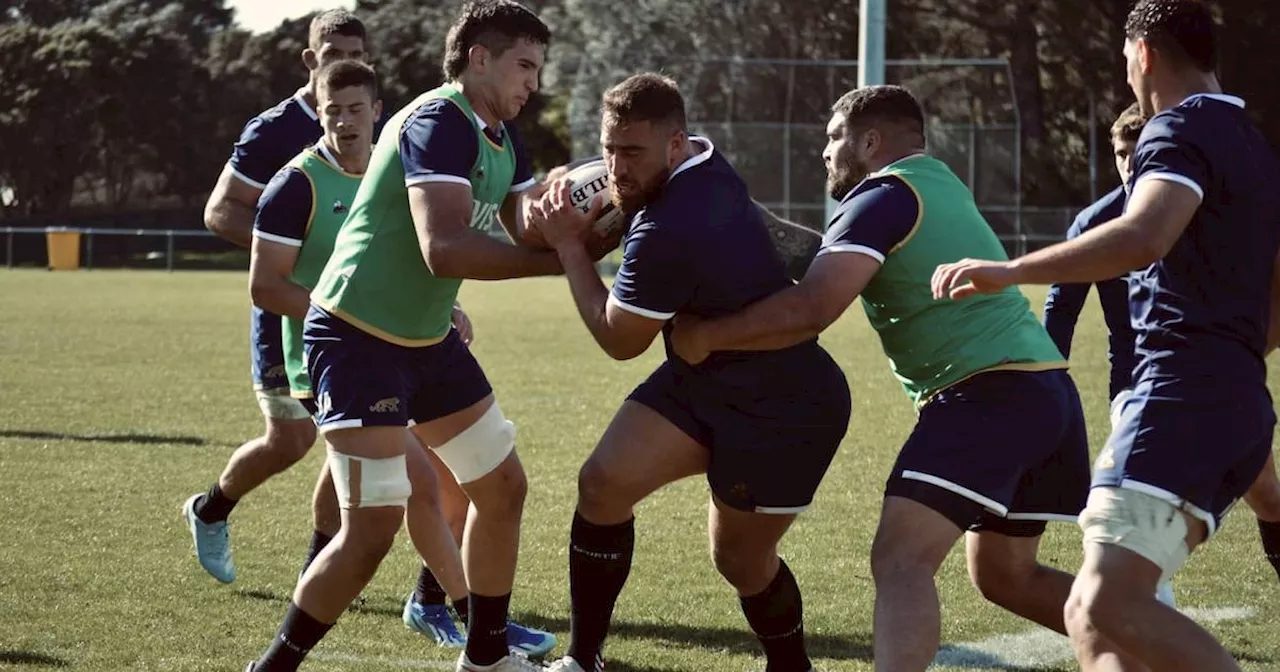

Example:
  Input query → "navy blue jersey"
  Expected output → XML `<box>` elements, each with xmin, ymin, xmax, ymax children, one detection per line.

<box><xmin>820</xmin><ymin>174</ymin><xmax>919</xmax><ymax>258</ymax></box>
<box><xmin>1042</xmin><ymin>187</ymin><xmax>1135</xmax><ymax>400</ymax></box>
<box><xmin>1126</xmin><ymin>94</ymin><xmax>1280</xmax><ymax>387</ymax></box>
<box><xmin>229</xmin><ymin>90</ymin><xmax>323</xmax><ymax>189</ymax></box>
<box><xmin>609</xmin><ymin>138</ymin><xmax>813</xmax><ymax>369</ymax></box>
<box><xmin>399</xmin><ymin>97</ymin><xmax>535</xmax><ymax>192</ymax></box>
<box><xmin>253</xmin><ymin>166</ymin><xmax>313</xmax><ymax>247</ymax></box>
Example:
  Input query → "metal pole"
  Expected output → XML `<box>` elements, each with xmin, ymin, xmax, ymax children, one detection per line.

<box><xmin>86</xmin><ymin>232</ymin><xmax>93</xmax><ymax>269</ymax></box>
<box><xmin>5</xmin><ymin>231</ymin><xmax>11</xmax><ymax>268</ymax></box>
<box><xmin>166</xmin><ymin>231</ymin><xmax>175</xmax><ymax>272</ymax></box>
<box><xmin>858</xmin><ymin>0</ymin><xmax>886</xmax><ymax>88</ymax></box>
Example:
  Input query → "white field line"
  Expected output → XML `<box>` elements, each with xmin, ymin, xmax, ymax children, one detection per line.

<box><xmin>930</xmin><ymin>605</ymin><xmax>1256</xmax><ymax>669</ymax></box>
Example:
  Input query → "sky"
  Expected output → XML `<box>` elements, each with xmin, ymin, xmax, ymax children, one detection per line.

<box><xmin>227</xmin><ymin>0</ymin><xmax>357</xmax><ymax>34</ymax></box>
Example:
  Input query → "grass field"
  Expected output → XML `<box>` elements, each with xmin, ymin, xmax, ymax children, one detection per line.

<box><xmin>1</xmin><ymin>269</ymin><xmax>1278</xmax><ymax>672</ymax></box>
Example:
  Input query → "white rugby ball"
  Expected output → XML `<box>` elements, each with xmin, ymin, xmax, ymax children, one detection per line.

<box><xmin>563</xmin><ymin>160</ymin><xmax>628</xmax><ymax>237</ymax></box>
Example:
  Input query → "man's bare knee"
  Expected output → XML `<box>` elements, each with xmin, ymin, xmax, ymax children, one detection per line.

<box><xmin>969</xmin><ymin>546</ymin><xmax>1039</xmax><ymax>605</ymax></box>
<box><xmin>1245</xmin><ymin>469</ymin><xmax>1280</xmax><ymax>521</ymax></box>
<box><xmin>465</xmin><ymin>453</ymin><xmax>527</xmax><ymax>518</ymax></box>
<box><xmin>870</xmin><ymin>498</ymin><xmax>959</xmax><ymax>584</ymax></box>
<box><xmin>577</xmin><ymin>456</ymin><xmax>633</xmax><ymax>521</ymax></box>
<box><xmin>319</xmin><ymin>518</ymin><xmax>398</xmax><ymax>592</ymax></box>
<box><xmin>266</xmin><ymin>421</ymin><xmax>317</xmax><ymax>466</ymax></box>
<box><xmin>711</xmin><ymin>541</ymin><xmax>775</xmax><ymax>593</ymax></box>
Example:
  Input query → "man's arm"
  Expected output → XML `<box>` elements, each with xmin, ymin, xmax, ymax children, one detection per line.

<box><xmin>557</xmin><ymin>243</ymin><xmax>665</xmax><ymax>360</ymax></box>
<box><xmin>206</xmin><ymin>115</ymin><xmax>296</xmax><ymax>249</ymax></box>
<box><xmin>250</xmin><ymin>239</ymin><xmax>309</xmax><ymax>318</ymax></box>
<box><xmin>673</xmin><ymin>175</ymin><xmax>916</xmax><ymax>364</ymax></box>
<box><xmin>755</xmin><ymin>199</ymin><xmax>823</xmax><ymax>281</ymax></box>
<box><xmin>1006</xmin><ymin>179</ymin><xmax>1198</xmax><ymax>284</ymax></box>
<box><xmin>692</xmin><ymin>252</ymin><xmax>880</xmax><ymax>354</ymax></box>
<box><xmin>534</xmin><ymin>182</ymin><xmax>672</xmax><ymax>360</ymax></box>
<box><xmin>248</xmin><ymin>167</ymin><xmax>313</xmax><ymax>318</ymax></box>
<box><xmin>935</xmin><ymin>123</ymin><xmax>1208</xmax><ymax>298</ymax></box>
<box><xmin>400</xmin><ymin>101</ymin><xmax>562</xmax><ymax>279</ymax></box>
<box><xmin>203</xmin><ymin>165</ymin><xmax>262</xmax><ymax>248</ymax></box>
<box><xmin>410</xmin><ymin>184</ymin><xmax>562</xmax><ymax>279</ymax></box>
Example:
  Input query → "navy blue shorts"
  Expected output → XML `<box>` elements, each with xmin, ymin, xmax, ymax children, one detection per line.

<box><xmin>1096</xmin><ymin>377</ymin><xmax>1274</xmax><ymax>535</ymax></box>
<box><xmin>250</xmin><ymin>305</ymin><xmax>288</xmax><ymax>392</ymax></box>
<box><xmin>886</xmin><ymin>369</ymin><xmax>1090</xmax><ymax>537</ymax></box>
<box><xmin>304</xmin><ymin>307</ymin><xmax>493</xmax><ymax>432</ymax></box>
<box><xmin>628</xmin><ymin>344</ymin><xmax>851</xmax><ymax>514</ymax></box>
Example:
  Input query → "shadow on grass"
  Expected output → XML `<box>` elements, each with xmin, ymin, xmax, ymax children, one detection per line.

<box><xmin>510</xmin><ymin>611</ymin><xmax>874</xmax><ymax>663</ymax></box>
<box><xmin>0</xmin><ymin>650</ymin><xmax>71</xmax><ymax>667</ymax></box>
<box><xmin>236</xmin><ymin>587</ymin><xmax>402</xmax><ymax>619</ymax></box>
<box><xmin>235</xmin><ymin>592</ymin><xmax>873</xmax><ymax>663</ymax></box>
<box><xmin>0</xmin><ymin>428</ymin><xmax>220</xmax><ymax>447</ymax></box>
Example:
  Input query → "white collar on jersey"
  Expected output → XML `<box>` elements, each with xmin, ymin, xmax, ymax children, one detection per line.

<box><xmin>668</xmin><ymin>136</ymin><xmax>715</xmax><ymax>182</ymax></box>
<box><xmin>472</xmin><ymin>111</ymin><xmax>506</xmax><ymax>138</ymax></box>
<box><xmin>315</xmin><ymin>141</ymin><xmax>341</xmax><ymax>168</ymax></box>
<box><xmin>1180</xmin><ymin>93</ymin><xmax>1245</xmax><ymax>109</ymax></box>
<box><xmin>293</xmin><ymin>89</ymin><xmax>320</xmax><ymax>121</ymax></box>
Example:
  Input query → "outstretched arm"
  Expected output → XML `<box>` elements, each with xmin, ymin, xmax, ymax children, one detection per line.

<box><xmin>671</xmin><ymin>175</ymin><xmax>916</xmax><ymax>364</ymax></box>
<box><xmin>934</xmin><ymin>122</ymin><xmax>1207</xmax><ymax>298</ymax></box>
<box><xmin>672</xmin><ymin>252</ymin><xmax>879</xmax><ymax>363</ymax></box>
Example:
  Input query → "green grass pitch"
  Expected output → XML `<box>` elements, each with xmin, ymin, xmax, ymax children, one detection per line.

<box><xmin>0</xmin><ymin>270</ymin><xmax>1277</xmax><ymax>671</ymax></box>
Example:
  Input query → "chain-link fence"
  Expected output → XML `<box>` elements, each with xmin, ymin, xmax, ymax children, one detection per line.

<box><xmin>565</xmin><ymin>57</ymin><xmax>1081</xmax><ymax>254</ymax></box>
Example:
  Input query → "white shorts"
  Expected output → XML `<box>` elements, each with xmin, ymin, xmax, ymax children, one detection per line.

<box><xmin>1079</xmin><ymin>486</ymin><xmax>1192</xmax><ymax>583</ymax></box>
<box><xmin>256</xmin><ymin>388</ymin><xmax>313</xmax><ymax>421</ymax></box>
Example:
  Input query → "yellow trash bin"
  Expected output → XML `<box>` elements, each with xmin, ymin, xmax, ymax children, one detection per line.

<box><xmin>46</xmin><ymin>227</ymin><xmax>81</xmax><ymax>271</ymax></box>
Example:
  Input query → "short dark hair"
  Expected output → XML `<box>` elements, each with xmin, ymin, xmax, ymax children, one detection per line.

<box><xmin>1111</xmin><ymin>102</ymin><xmax>1146</xmax><ymax>143</ymax></box>
<box><xmin>443</xmin><ymin>1</ymin><xmax>550</xmax><ymax>80</ymax></box>
<box><xmin>831</xmin><ymin>85</ymin><xmax>925</xmax><ymax>137</ymax></box>
<box><xmin>1125</xmin><ymin>0</ymin><xmax>1217</xmax><ymax>73</ymax></box>
<box><xmin>317</xmin><ymin>60</ymin><xmax>379</xmax><ymax>101</ymax></box>
<box><xmin>309</xmin><ymin>9</ymin><xmax>366</xmax><ymax>51</ymax></box>
<box><xmin>601</xmin><ymin>73</ymin><xmax>687</xmax><ymax>131</ymax></box>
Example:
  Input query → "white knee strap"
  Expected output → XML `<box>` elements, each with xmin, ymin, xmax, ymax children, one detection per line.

<box><xmin>328</xmin><ymin>450</ymin><xmax>412</xmax><ymax>509</ymax></box>
<box><xmin>432</xmin><ymin>401</ymin><xmax>516</xmax><ymax>484</ymax></box>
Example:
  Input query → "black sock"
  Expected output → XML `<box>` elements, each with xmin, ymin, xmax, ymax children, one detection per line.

<box><xmin>414</xmin><ymin>565</ymin><xmax>448</xmax><ymax>606</ymax></box>
<box><xmin>740</xmin><ymin>560</ymin><xmax>810</xmax><ymax>672</ymax></box>
<box><xmin>1259</xmin><ymin>519</ymin><xmax>1280</xmax><ymax>581</ymax></box>
<box><xmin>452</xmin><ymin>596</ymin><xmax>470</xmax><ymax>627</ymax></box>
<box><xmin>566</xmin><ymin>512</ymin><xmax>634</xmax><ymax>670</ymax></box>
<box><xmin>254</xmin><ymin>601</ymin><xmax>334</xmax><ymax>671</ymax></box>
<box><xmin>464</xmin><ymin>592</ymin><xmax>511</xmax><ymax>666</ymax></box>
<box><xmin>300</xmin><ymin>530</ymin><xmax>332</xmax><ymax>575</ymax></box>
<box><xmin>194</xmin><ymin>482</ymin><xmax>238</xmax><ymax>524</ymax></box>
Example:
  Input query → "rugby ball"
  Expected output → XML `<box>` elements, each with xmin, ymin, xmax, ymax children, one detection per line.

<box><xmin>563</xmin><ymin>160</ymin><xmax>628</xmax><ymax>237</ymax></box>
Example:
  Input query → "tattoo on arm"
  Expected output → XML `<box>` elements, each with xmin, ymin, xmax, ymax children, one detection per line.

<box><xmin>757</xmin><ymin>202</ymin><xmax>822</xmax><ymax>281</ymax></box>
